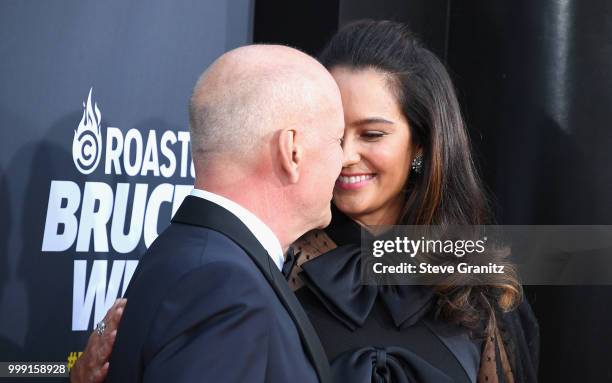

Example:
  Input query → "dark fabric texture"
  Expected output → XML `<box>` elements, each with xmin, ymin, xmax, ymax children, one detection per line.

<box><xmin>293</xmin><ymin>206</ymin><xmax>538</xmax><ymax>383</ymax></box>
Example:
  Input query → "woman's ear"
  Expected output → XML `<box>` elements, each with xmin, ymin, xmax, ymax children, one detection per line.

<box><xmin>278</xmin><ymin>128</ymin><xmax>301</xmax><ymax>183</ymax></box>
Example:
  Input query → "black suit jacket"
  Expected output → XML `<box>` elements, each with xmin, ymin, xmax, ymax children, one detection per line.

<box><xmin>106</xmin><ymin>196</ymin><xmax>331</xmax><ymax>382</ymax></box>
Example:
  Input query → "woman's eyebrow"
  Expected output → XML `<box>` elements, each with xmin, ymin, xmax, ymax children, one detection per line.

<box><xmin>350</xmin><ymin>117</ymin><xmax>394</xmax><ymax>126</ymax></box>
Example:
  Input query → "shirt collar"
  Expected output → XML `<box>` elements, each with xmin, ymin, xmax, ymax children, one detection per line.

<box><xmin>189</xmin><ymin>188</ymin><xmax>285</xmax><ymax>271</ymax></box>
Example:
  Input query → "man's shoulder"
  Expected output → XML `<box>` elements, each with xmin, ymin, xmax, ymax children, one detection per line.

<box><xmin>143</xmin><ymin>222</ymin><xmax>252</xmax><ymax>270</ymax></box>
<box><xmin>113</xmin><ymin>222</ymin><xmax>278</xmax><ymax>353</ymax></box>
<box><xmin>129</xmin><ymin>226</ymin><xmax>283</xmax><ymax>359</ymax></box>
<box><xmin>127</xmin><ymin>222</ymin><xmax>272</xmax><ymax>302</ymax></box>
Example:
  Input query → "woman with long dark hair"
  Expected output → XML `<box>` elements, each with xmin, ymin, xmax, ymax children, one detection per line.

<box><xmin>72</xmin><ymin>20</ymin><xmax>538</xmax><ymax>383</ymax></box>
<box><xmin>289</xmin><ymin>20</ymin><xmax>538</xmax><ymax>383</ymax></box>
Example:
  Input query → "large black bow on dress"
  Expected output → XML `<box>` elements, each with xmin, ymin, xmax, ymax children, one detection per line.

<box><xmin>331</xmin><ymin>346</ymin><xmax>455</xmax><ymax>383</ymax></box>
<box><xmin>299</xmin><ymin>244</ymin><xmax>435</xmax><ymax>331</ymax></box>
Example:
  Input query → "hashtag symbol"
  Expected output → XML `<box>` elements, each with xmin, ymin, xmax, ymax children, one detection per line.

<box><xmin>67</xmin><ymin>352</ymin><xmax>78</xmax><ymax>370</ymax></box>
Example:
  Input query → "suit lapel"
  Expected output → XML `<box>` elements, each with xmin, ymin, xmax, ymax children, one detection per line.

<box><xmin>269</xmin><ymin>262</ymin><xmax>332</xmax><ymax>382</ymax></box>
<box><xmin>172</xmin><ymin>196</ymin><xmax>331</xmax><ymax>383</ymax></box>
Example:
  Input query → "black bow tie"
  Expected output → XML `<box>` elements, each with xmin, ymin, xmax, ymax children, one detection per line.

<box><xmin>299</xmin><ymin>244</ymin><xmax>434</xmax><ymax>330</ymax></box>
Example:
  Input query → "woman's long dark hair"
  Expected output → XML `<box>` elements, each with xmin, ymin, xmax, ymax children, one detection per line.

<box><xmin>319</xmin><ymin>20</ymin><xmax>521</xmax><ymax>330</ymax></box>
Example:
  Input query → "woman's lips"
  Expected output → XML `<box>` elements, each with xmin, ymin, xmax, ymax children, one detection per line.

<box><xmin>335</xmin><ymin>174</ymin><xmax>376</xmax><ymax>190</ymax></box>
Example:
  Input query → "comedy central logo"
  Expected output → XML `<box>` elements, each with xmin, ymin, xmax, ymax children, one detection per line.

<box><xmin>72</xmin><ymin>87</ymin><xmax>103</xmax><ymax>174</ymax></box>
<box><xmin>47</xmin><ymin>87</ymin><xmax>195</xmax><ymax>331</ymax></box>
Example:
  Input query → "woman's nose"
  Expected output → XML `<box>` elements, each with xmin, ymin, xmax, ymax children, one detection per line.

<box><xmin>341</xmin><ymin>138</ymin><xmax>360</xmax><ymax>167</ymax></box>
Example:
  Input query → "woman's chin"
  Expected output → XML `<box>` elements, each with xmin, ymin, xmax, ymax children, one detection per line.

<box><xmin>332</xmin><ymin>198</ymin><xmax>371</xmax><ymax>219</ymax></box>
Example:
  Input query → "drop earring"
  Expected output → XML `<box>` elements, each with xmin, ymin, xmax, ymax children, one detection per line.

<box><xmin>411</xmin><ymin>154</ymin><xmax>423</xmax><ymax>174</ymax></box>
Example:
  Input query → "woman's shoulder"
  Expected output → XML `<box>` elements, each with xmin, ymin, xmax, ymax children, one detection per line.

<box><xmin>501</xmin><ymin>299</ymin><xmax>540</xmax><ymax>379</ymax></box>
<box><xmin>293</xmin><ymin>229</ymin><xmax>337</xmax><ymax>253</ymax></box>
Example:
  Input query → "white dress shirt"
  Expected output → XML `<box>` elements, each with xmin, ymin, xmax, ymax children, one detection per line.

<box><xmin>189</xmin><ymin>188</ymin><xmax>285</xmax><ymax>271</ymax></box>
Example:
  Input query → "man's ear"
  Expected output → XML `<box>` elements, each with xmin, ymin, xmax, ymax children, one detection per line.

<box><xmin>278</xmin><ymin>128</ymin><xmax>301</xmax><ymax>183</ymax></box>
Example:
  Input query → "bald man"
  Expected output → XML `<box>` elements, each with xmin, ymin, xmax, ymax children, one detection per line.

<box><xmin>104</xmin><ymin>45</ymin><xmax>344</xmax><ymax>383</ymax></box>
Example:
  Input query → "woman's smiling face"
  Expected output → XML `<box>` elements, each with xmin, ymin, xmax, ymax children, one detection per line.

<box><xmin>331</xmin><ymin>66</ymin><xmax>418</xmax><ymax>226</ymax></box>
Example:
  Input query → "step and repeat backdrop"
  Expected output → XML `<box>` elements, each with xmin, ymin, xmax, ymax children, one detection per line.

<box><xmin>0</xmin><ymin>0</ymin><xmax>253</xmax><ymax>365</ymax></box>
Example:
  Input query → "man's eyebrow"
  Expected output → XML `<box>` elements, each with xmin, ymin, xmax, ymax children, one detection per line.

<box><xmin>350</xmin><ymin>117</ymin><xmax>394</xmax><ymax>126</ymax></box>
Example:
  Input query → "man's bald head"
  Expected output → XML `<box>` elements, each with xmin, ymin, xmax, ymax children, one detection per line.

<box><xmin>188</xmin><ymin>45</ymin><xmax>346</xmax><ymax>247</ymax></box>
<box><xmin>188</xmin><ymin>44</ymin><xmax>341</xmax><ymax>166</ymax></box>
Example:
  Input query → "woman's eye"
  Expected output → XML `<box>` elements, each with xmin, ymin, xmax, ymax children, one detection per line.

<box><xmin>362</xmin><ymin>131</ymin><xmax>385</xmax><ymax>139</ymax></box>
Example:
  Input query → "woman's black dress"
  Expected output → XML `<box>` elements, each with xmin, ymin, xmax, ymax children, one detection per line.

<box><xmin>291</xmin><ymin>207</ymin><xmax>539</xmax><ymax>383</ymax></box>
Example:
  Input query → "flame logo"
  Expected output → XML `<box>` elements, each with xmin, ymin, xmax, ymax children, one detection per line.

<box><xmin>73</xmin><ymin>87</ymin><xmax>103</xmax><ymax>174</ymax></box>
